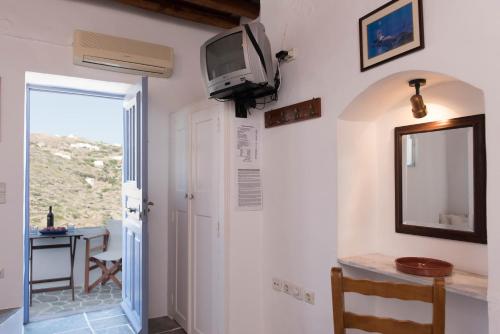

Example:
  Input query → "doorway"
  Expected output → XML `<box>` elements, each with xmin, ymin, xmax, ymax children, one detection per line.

<box><xmin>23</xmin><ymin>73</ymin><xmax>149</xmax><ymax>333</ymax></box>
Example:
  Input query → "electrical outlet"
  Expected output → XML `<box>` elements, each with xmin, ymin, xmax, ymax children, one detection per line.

<box><xmin>304</xmin><ymin>290</ymin><xmax>315</xmax><ymax>305</ymax></box>
<box><xmin>272</xmin><ymin>278</ymin><xmax>283</xmax><ymax>291</ymax></box>
<box><xmin>283</xmin><ymin>281</ymin><xmax>292</xmax><ymax>295</ymax></box>
<box><xmin>0</xmin><ymin>268</ymin><xmax>4</xmax><ymax>279</ymax></box>
<box><xmin>283</xmin><ymin>48</ymin><xmax>297</xmax><ymax>62</ymax></box>
<box><xmin>291</xmin><ymin>285</ymin><xmax>304</xmax><ymax>301</ymax></box>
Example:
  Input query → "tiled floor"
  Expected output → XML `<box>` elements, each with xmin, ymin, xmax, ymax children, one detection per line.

<box><xmin>24</xmin><ymin>306</ymin><xmax>134</xmax><ymax>334</ymax></box>
<box><xmin>30</xmin><ymin>283</ymin><xmax>122</xmax><ymax>321</ymax></box>
<box><xmin>25</xmin><ymin>306</ymin><xmax>186</xmax><ymax>334</ymax></box>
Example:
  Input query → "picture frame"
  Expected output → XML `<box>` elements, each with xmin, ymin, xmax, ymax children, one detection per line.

<box><xmin>359</xmin><ymin>0</ymin><xmax>424</xmax><ymax>72</ymax></box>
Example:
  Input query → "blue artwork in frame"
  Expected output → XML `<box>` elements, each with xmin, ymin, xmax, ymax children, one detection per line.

<box><xmin>359</xmin><ymin>0</ymin><xmax>424</xmax><ymax>71</ymax></box>
<box><xmin>367</xmin><ymin>3</ymin><xmax>414</xmax><ymax>59</ymax></box>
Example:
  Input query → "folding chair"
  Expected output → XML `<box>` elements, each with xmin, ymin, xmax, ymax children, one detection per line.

<box><xmin>84</xmin><ymin>220</ymin><xmax>122</xmax><ymax>293</ymax></box>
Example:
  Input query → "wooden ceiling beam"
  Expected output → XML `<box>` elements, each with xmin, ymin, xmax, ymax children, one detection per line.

<box><xmin>112</xmin><ymin>0</ymin><xmax>240</xmax><ymax>29</ymax></box>
<box><xmin>182</xmin><ymin>0</ymin><xmax>260</xmax><ymax>19</ymax></box>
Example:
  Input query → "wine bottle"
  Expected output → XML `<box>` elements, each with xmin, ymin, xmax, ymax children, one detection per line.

<box><xmin>47</xmin><ymin>206</ymin><xmax>54</xmax><ymax>227</ymax></box>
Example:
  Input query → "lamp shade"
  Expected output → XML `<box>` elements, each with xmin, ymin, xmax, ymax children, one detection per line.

<box><xmin>411</xmin><ymin>94</ymin><xmax>427</xmax><ymax>118</ymax></box>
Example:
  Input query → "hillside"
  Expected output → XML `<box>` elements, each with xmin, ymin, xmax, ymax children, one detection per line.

<box><xmin>30</xmin><ymin>133</ymin><xmax>122</xmax><ymax>228</ymax></box>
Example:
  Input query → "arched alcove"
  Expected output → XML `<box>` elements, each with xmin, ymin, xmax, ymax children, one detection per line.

<box><xmin>337</xmin><ymin>70</ymin><xmax>488</xmax><ymax>275</ymax></box>
<box><xmin>337</xmin><ymin>70</ymin><xmax>489</xmax><ymax>333</ymax></box>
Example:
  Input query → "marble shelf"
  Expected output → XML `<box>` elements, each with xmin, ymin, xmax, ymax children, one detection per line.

<box><xmin>338</xmin><ymin>253</ymin><xmax>488</xmax><ymax>301</ymax></box>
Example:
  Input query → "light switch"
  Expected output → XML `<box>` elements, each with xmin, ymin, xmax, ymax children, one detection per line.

<box><xmin>292</xmin><ymin>285</ymin><xmax>304</xmax><ymax>301</ymax></box>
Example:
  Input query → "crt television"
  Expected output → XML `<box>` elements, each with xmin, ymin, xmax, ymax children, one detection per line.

<box><xmin>200</xmin><ymin>22</ymin><xmax>275</xmax><ymax>100</ymax></box>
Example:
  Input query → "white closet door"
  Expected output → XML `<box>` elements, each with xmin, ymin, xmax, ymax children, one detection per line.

<box><xmin>172</xmin><ymin>111</ymin><xmax>189</xmax><ymax>329</ymax></box>
<box><xmin>191</xmin><ymin>108</ymin><xmax>219</xmax><ymax>334</ymax></box>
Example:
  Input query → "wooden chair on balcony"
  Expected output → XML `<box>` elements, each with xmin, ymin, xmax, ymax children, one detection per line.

<box><xmin>331</xmin><ymin>267</ymin><xmax>445</xmax><ymax>334</ymax></box>
<box><xmin>84</xmin><ymin>220</ymin><xmax>122</xmax><ymax>293</ymax></box>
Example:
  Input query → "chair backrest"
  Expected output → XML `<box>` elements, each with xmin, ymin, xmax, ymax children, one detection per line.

<box><xmin>331</xmin><ymin>267</ymin><xmax>445</xmax><ymax>334</ymax></box>
<box><xmin>105</xmin><ymin>220</ymin><xmax>122</xmax><ymax>254</ymax></box>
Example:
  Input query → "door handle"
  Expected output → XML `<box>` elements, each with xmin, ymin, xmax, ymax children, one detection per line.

<box><xmin>189</xmin><ymin>194</ymin><xmax>194</xmax><ymax>200</ymax></box>
<box><xmin>127</xmin><ymin>207</ymin><xmax>138</xmax><ymax>213</ymax></box>
<box><xmin>147</xmin><ymin>201</ymin><xmax>154</xmax><ymax>212</ymax></box>
<box><xmin>185</xmin><ymin>193</ymin><xmax>188</xmax><ymax>199</ymax></box>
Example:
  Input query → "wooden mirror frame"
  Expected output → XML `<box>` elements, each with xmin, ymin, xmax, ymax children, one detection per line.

<box><xmin>395</xmin><ymin>114</ymin><xmax>487</xmax><ymax>244</ymax></box>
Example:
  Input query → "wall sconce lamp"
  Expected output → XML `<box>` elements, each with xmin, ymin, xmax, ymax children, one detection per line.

<box><xmin>409</xmin><ymin>78</ymin><xmax>427</xmax><ymax>118</ymax></box>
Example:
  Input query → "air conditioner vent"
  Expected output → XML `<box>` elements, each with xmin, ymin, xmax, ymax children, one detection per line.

<box><xmin>74</xmin><ymin>30</ymin><xmax>173</xmax><ymax>78</ymax></box>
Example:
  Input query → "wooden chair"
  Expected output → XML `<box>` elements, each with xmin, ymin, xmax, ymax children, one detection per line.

<box><xmin>84</xmin><ymin>220</ymin><xmax>122</xmax><ymax>293</ymax></box>
<box><xmin>331</xmin><ymin>267</ymin><xmax>445</xmax><ymax>334</ymax></box>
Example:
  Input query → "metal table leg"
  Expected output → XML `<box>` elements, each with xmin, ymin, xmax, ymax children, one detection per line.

<box><xmin>69</xmin><ymin>236</ymin><xmax>78</xmax><ymax>301</ymax></box>
<box><xmin>29</xmin><ymin>238</ymin><xmax>33</xmax><ymax>307</ymax></box>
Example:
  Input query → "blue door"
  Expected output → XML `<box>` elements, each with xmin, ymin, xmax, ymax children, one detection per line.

<box><xmin>122</xmin><ymin>77</ymin><xmax>148</xmax><ymax>333</ymax></box>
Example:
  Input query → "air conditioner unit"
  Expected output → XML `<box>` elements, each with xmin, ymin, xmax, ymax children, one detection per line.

<box><xmin>73</xmin><ymin>30</ymin><xmax>174</xmax><ymax>78</ymax></box>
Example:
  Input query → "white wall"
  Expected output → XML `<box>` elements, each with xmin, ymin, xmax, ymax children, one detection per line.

<box><xmin>0</xmin><ymin>0</ymin><xmax>218</xmax><ymax>318</ymax></box>
<box><xmin>337</xmin><ymin>120</ymin><xmax>378</xmax><ymax>258</ymax></box>
<box><xmin>258</xmin><ymin>0</ymin><xmax>500</xmax><ymax>334</ymax></box>
<box><xmin>225</xmin><ymin>110</ymin><xmax>264</xmax><ymax>334</ymax></box>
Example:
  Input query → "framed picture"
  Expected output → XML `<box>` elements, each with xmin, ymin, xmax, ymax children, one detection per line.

<box><xmin>359</xmin><ymin>0</ymin><xmax>424</xmax><ymax>71</ymax></box>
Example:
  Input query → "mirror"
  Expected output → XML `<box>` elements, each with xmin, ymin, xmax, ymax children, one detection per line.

<box><xmin>395</xmin><ymin>115</ymin><xmax>487</xmax><ymax>244</ymax></box>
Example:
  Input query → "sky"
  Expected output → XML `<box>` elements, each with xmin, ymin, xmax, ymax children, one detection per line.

<box><xmin>30</xmin><ymin>90</ymin><xmax>123</xmax><ymax>145</ymax></box>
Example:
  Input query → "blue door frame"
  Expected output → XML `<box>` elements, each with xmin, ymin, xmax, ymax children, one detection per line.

<box><xmin>23</xmin><ymin>84</ymin><xmax>126</xmax><ymax>324</ymax></box>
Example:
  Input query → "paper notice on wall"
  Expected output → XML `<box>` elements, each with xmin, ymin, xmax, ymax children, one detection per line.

<box><xmin>236</xmin><ymin>123</ymin><xmax>259</xmax><ymax>165</ymax></box>
<box><xmin>235</xmin><ymin>118</ymin><xmax>262</xmax><ymax>210</ymax></box>
<box><xmin>237</xmin><ymin>169</ymin><xmax>262</xmax><ymax>209</ymax></box>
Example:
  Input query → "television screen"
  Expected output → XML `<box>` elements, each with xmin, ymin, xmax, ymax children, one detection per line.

<box><xmin>206</xmin><ymin>32</ymin><xmax>246</xmax><ymax>81</ymax></box>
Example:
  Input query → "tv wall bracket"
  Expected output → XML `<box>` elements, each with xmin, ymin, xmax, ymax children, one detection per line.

<box><xmin>233</xmin><ymin>85</ymin><xmax>276</xmax><ymax>118</ymax></box>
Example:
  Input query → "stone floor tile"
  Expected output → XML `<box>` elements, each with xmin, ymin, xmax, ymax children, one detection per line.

<box><xmin>86</xmin><ymin>306</ymin><xmax>124</xmax><ymax>321</ymax></box>
<box><xmin>30</xmin><ymin>283</ymin><xmax>121</xmax><ymax>321</ymax></box>
<box><xmin>37</xmin><ymin>295</ymin><xmax>59</xmax><ymax>302</ymax></box>
<box><xmin>94</xmin><ymin>324</ymin><xmax>135</xmax><ymax>334</ymax></box>
<box><xmin>25</xmin><ymin>306</ymin><xmax>137</xmax><ymax>333</ymax></box>
<box><xmin>56</xmin><ymin>328</ymin><xmax>93</xmax><ymax>334</ymax></box>
<box><xmin>89</xmin><ymin>315</ymin><xmax>129</xmax><ymax>330</ymax></box>
<box><xmin>24</xmin><ymin>313</ymin><xmax>88</xmax><ymax>334</ymax></box>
